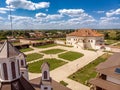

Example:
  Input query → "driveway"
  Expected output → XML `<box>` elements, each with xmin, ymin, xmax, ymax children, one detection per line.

<box><xmin>28</xmin><ymin>46</ymin><xmax>104</xmax><ymax>90</ymax></box>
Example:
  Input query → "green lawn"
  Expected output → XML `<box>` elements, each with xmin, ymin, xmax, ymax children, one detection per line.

<box><xmin>20</xmin><ymin>48</ymin><xmax>33</xmax><ymax>52</ymax></box>
<box><xmin>104</xmin><ymin>40</ymin><xmax>118</xmax><ymax>45</ymax></box>
<box><xmin>58</xmin><ymin>44</ymin><xmax>73</xmax><ymax>47</ymax></box>
<box><xmin>26</xmin><ymin>53</ymin><xmax>43</xmax><ymax>62</ymax></box>
<box><xmin>60</xmin><ymin>81</ymin><xmax>68</xmax><ymax>87</ymax></box>
<box><xmin>68</xmin><ymin>53</ymin><xmax>111</xmax><ymax>86</ymax></box>
<box><xmin>114</xmin><ymin>43</ymin><xmax>120</xmax><ymax>48</ymax></box>
<box><xmin>58</xmin><ymin>51</ymin><xmax>84</xmax><ymax>61</ymax></box>
<box><xmin>28</xmin><ymin>58</ymin><xmax>67</xmax><ymax>73</ymax></box>
<box><xmin>35</xmin><ymin>44</ymin><xmax>57</xmax><ymax>48</ymax></box>
<box><xmin>41</xmin><ymin>49</ymin><xmax>66</xmax><ymax>54</ymax></box>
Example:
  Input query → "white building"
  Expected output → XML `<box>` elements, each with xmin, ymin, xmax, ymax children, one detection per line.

<box><xmin>0</xmin><ymin>40</ymin><xmax>71</xmax><ymax>90</ymax></box>
<box><xmin>90</xmin><ymin>53</ymin><xmax>120</xmax><ymax>90</ymax></box>
<box><xmin>66</xmin><ymin>28</ymin><xmax>104</xmax><ymax>49</ymax></box>
<box><xmin>0</xmin><ymin>40</ymin><xmax>34</xmax><ymax>90</ymax></box>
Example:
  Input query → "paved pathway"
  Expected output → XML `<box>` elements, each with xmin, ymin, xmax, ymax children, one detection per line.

<box><xmin>27</xmin><ymin>46</ymin><xmax>104</xmax><ymax>90</ymax></box>
<box><xmin>64</xmin><ymin>78</ymin><xmax>89</xmax><ymax>90</ymax></box>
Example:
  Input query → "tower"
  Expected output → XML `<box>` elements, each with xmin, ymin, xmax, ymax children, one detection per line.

<box><xmin>0</xmin><ymin>40</ymin><xmax>21</xmax><ymax>82</ymax></box>
<box><xmin>40</xmin><ymin>62</ymin><xmax>52</xmax><ymax>90</ymax></box>
<box><xmin>18</xmin><ymin>53</ymin><xmax>29</xmax><ymax>80</ymax></box>
<box><xmin>0</xmin><ymin>40</ymin><xmax>34</xmax><ymax>90</ymax></box>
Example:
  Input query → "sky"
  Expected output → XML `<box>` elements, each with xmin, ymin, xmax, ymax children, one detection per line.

<box><xmin>0</xmin><ymin>0</ymin><xmax>120</xmax><ymax>30</ymax></box>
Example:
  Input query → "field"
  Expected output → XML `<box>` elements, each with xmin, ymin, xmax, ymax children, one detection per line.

<box><xmin>20</xmin><ymin>48</ymin><xmax>33</xmax><ymax>52</ymax></box>
<box><xmin>68</xmin><ymin>53</ymin><xmax>111</xmax><ymax>85</ymax></box>
<box><xmin>58</xmin><ymin>51</ymin><xmax>84</xmax><ymax>61</ymax></box>
<box><xmin>114</xmin><ymin>43</ymin><xmax>120</xmax><ymax>48</ymax></box>
<box><xmin>35</xmin><ymin>44</ymin><xmax>57</xmax><ymax>48</ymax></box>
<box><xmin>26</xmin><ymin>53</ymin><xmax>43</xmax><ymax>62</ymax></box>
<box><xmin>28</xmin><ymin>58</ymin><xmax>67</xmax><ymax>73</ymax></box>
<box><xmin>41</xmin><ymin>49</ymin><xmax>66</xmax><ymax>54</ymax></box>
<box><xmin>104</xmin><ymin>40</ymin><xmax>118</xmax><ymax>45</ymax></box>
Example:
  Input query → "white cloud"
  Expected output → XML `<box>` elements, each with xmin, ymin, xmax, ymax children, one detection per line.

<box><xmin>99</xmin><ymin>16</ymin><xmax>120</xmax><ymax>28</ymax></box>
<box><xmin>100</xmin><ymin>17</ymin><xmax>119</xmax><ymax>21</ymax></box>
<box><xmin>106</xmin><ymin>8</ymin><xmax>120</xmax><ymax>17</ymax></box>
<box><xmin>46</xmin><ymin>14</ymin><xmax>63</xmax><ymax>20</ymax></box>
<box><xmin>35</xmin><ymin>13</ymin><xmax>63</xmax><ymax>23</ymax></box>
<box><xmin>6</xmin><ymin>0</ymin><xmax>50</xmax><ymax>10</ymax></box>
<box><xmin>0</xmin><ymin>7</ymin><xmax>14</xmax><ymax>14</ymax></box>
<box><xmin>96</xmin><ymin>11</ymin><xmax>105</xmax><ymax>14</ymax></box>
<box><xmin>0</xmin><ymin>17</ymin><xmax>4</xmax><ymax>20</ymax></box>
<box><xmin>35</xmin><ymin>2</ymin><xmax>50</xmax><ymax>9</ymax></box>
<box><xmin>35</xmin><ymin>13</ymin><xmax>47</xmax><ymax>18</ymax></box>
<box><xmin>58</xmin><ymin>9</ymin><xmax>84</xmax><ymax>17</ymax></box>
<box><xmin>8</xmin><ymin>15</ymin><xmax>33</xmax><ymax>23</ymax></box>
<box><xmin>1</xmin><ymin>7</ymin><xmax>120</xmax><ymax>29</ymax></box>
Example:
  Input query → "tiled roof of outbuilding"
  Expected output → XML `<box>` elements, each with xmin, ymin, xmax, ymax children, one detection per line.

<box><xmin>67</xmin><ymin>28</ymin><xmax>104</xmax><ymax>37</ymax></box>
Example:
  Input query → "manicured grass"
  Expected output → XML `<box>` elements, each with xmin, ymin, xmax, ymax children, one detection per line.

<box><xmin>20</xmin><ymin>48</ymin><xmax>33</xmax><ymax>52</ymax></box>
<box><xmin>28</xmin><ymin>58</ymin><xmax>67</xmax><ymax>73</ymax></box>
<box><xmin>68</xmin><ymin>53</ymin><xmax>111</xmax><ymax>86</ymax></box>
<box><xmin>58</xmin><ymin>51</ymin><xmax>84</xmax><ymax>61</ymax></box>
<box><xmin>58</xmin><ymin>44</ymin><xmax>73</xmax><ymax>47</ymax></box>
<box><xmin>60</xmin><ymin>81</ymin><xmax>68</xmax><ymax>87</ymax></box>
<box><xmin>41</xmin><ymin>49</ymin><xmax>66</xmax><ymax>54</ymax></box>
<box><xmin>35</xmin><ymin>44</ymin><xmax>57</xmax><ymax>48</ymax></box>
<box><xmin>26</xmin><ymin>53</ymin><xmax>43</xmax><ymax>62</ymax></box>
<box><xmin>86</xmin><ymin>49</ymin><xmax>97</xmax><ymax>52</ymax></box>
<box><xmin>114</xmin><ymin>43</ymin><xmax>120</xmax><ymax>48</ymax></box>
<box><xmin>104</xmin><ymin>40</ymin><xmax>118</xmax><ymax>45</ymax></box>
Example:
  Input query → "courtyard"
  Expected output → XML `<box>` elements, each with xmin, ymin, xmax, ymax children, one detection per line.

<box><xmin>23</xmin><ymin>44</ymin><xmax>104</xmax><ymax>90</ymax></box>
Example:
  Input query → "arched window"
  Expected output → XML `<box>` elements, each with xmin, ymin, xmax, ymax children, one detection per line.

<box><xmin>44</xmin><ymin>87</ymin><xmax>48</xmax><ymax>90</ymax></box>
<box><xmin>44</xmin><ymin>71</ymin><xmax>47</xmax><ymax>79</ymax></box>
<box><xmin>21</xmin><ymin>60</ymin><xmax>24</xmax><ymax>66</ymax></box>
<box><xmin>3</xmin><ymin>63</ymin><xmax>8</xmax><ymax>80</ymax></box>
<box><xmin>17</xmin><ymin>60</ymin><xmax>20</xmax><ymax>75</ymax></box>
<box><xmin>11</xmin><ymin>62</ymin><xmax>16</xmax><ymax>79</ymax></box>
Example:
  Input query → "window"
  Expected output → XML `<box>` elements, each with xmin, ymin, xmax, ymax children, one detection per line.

<box><xmin>11</xmin><ymin>62</ymin><xmax>16</xmax><ymax>79</ymax></box>
<box><xmin>83</xmin><ymin>40</ymin><xmax>85</xmax><ymax>43</ymax></box>
<box><xmin>17</xmin><ymin>60</ymin><xmax>20</xmax><ymax>75</ymax></box>
<box><xmin>44</xmin><ymin>87</ymin><xmax>48</xmax><ymax>90</ymax></box>
<box><xmin>21</xmin><ymin>60</ymin><xmax>24</xmax><ymax>66</ymax></box>
<box><xmin>44</xmin><ymin>71</ymin><xmax>47</xmax><ymax>79</ymax></box>
<box><xmin>3</xmin><ymin>63</ymin><xmax>8</xmax><ymax>80</ymax></box>
<box><xmin>22</xmin><ymin>72</ymin><xmax>24</xmax><ymax>74</ymax></box>
<box><xmin>91</xmin><ymin>40</ymin><xmax>93</xmax><ymax>43</ymax></box>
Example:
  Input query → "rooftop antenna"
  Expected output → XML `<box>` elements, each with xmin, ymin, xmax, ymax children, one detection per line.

<box><xmin>9</xmin><ymin>4</ymin><xmax>14</xmax><ymax>38</ymax></box>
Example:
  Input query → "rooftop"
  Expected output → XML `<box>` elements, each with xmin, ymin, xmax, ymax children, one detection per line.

<box><xmin>90</xmin><ymin>78</ymin><xmax>120</xmax><ymax>90</ymax></box>
<box><xmin>0</xmin><ymin>40</ymin><xmax>20</xmax><ymax>58</ymax></box>
<box><xmin>30</xmin><ymin>77</ymin><xmax>71</xmax><ymax>90</ymax></box>
<box><xmin>67</xmin><ymin>28</ymin><xmax>104</xmax><ymax>37</ymax></box>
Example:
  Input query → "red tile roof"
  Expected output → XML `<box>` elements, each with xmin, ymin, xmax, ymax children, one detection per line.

<box><xmin>67</xmin><ymin>28</ymin><xmax>104</xmax><ymax>37</ymax></box>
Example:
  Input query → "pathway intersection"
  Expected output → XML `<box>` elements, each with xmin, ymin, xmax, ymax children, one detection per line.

<box><xmin>26</xmin><ymin>45</ymin><xmax>104</xmax><ymax>90</ymax></box>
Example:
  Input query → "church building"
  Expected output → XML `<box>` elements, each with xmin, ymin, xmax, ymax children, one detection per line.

<box><xmin>0</xmin><ymin>40</ymin><xmax>71</xmax><ymax>90</ymax></box>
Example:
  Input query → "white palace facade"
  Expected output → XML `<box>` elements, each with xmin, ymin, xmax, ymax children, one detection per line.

<box><xmin>66</xmin><ymin>28</ymin><xmax>105</xmax><ymax>50</ymax></box>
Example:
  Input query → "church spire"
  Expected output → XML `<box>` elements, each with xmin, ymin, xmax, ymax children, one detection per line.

<box><xmin>0</xmin><ymin>40</ymin><xmax>20</xmax><ymax>58</ymax></box>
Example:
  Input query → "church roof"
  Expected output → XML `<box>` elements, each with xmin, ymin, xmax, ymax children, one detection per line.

<box><xmin>30</xmin><ymin>77</ymin><xmax>71</xmax><ymax>90</ymax></box>
<box><xmin>0</xmin><ymin>40</ymin><xmax>20</xmax><ymax>58</ymax></box>
<box><xmin>41</xmin><ymin>62</ymin><xmax>50</xmax><ymax>69</ymax></box>
<box><xmin>1</xmin><ymin>76</ymin><xmax>35</xmax><ymax>90</ymax></box>
<box><xmin>67</xmin><ymin>28</ymin><xmax>104</xmax><ymax>37</ymax></box>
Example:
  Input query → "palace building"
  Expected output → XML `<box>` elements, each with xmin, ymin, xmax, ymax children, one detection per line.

<box><xmin>66</xmin><ymin>28</ymin><xmax>104</xmax><ymax>49</ymax></box>
<box><xmin>89</xmin><ymin>53</ymin><xmax>120</xmax><ymax>90</ymax></box>
<box><xmin>0</xmin><ymin>40</ymin><xmax>71</xmax><ymax>90</ymax></box>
